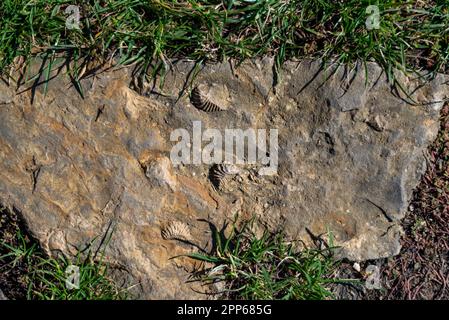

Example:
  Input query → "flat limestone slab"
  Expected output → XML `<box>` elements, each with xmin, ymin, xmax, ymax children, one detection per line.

<box><xmin>0</xmin><ymin>58</ymin><xmax>447</xmax><ymax>298</ymax></box>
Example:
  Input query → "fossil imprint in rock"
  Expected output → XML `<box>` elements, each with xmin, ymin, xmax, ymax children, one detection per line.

<box><xmin>161</xmin><ymin>221</ymin><xmax>193</xmax><ymax>242</ymax></box>
<box><xmin>189</xmin><ymin>83</ymin><xmax>232</xmax><ymax>112</ymax></box>
<box><xmin>209</xmin><ymin>163</ymin><xmax>241</xmax><ymax>191</ymax></box>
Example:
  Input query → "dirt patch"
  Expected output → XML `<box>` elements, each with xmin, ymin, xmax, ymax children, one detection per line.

<box><xmin>0</xmin><ymin>205</ymin><xmax>42</xmax><ymax>299</ymax></box>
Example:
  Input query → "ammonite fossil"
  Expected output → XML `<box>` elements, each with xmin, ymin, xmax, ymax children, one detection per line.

<box><xmin>161</xmin><ymin>221</ymin><xmax>192</xmax><ymax>242</ymax></box>
<box><xmin>190</xmin><ymin>86</ymin><xmax>223</xmax><ymax>112</ymax></box>
<box><xmin>209</xmin><ymin>163</ymin><xmax>240</xmax><ymax>191</ymax></box>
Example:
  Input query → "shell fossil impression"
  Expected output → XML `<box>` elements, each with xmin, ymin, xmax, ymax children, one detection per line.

<box><xmin>190</xmin><ymin>86</ymin><xmax>223</xmax><ymax>112</ymax></box>
<box><xmin>209</xmin><ymin>163</ymin><xmax>240</xmax><ymax>191</ymax></box>
<box><xmin>161</xmin><ymin>221</ymin><xmax>192</xmax><ymax>242</ymax></box>
<box><xmin>130</xmin><ymin>75</ymin><xmax>150</xmax><ymax>95</ymax></box>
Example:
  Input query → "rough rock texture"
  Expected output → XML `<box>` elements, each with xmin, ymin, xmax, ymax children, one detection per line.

<box><xmin>0</xmin><ymin>58</ymin><xmax>447</xmax><ymax>299</ymax></box>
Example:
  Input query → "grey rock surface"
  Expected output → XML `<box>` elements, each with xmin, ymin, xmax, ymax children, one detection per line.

<box><xmin>0</xmin><ymin>58</ymin><xmax>447</xmax><ymax>298</ymax></box>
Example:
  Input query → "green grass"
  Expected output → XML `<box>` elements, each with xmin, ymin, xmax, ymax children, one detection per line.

<box><xmin>0</xmin><ymin>0</ymin><xmax>448</xmax><ymax>88</ymax></box>
<box><xmin>0</xmin><ymin>221</ymin><xmax>126</xmax><ymax>300</ymax></box>
<box><xmin>184</xmin><ymin>217</ymin><xmax>346</xmax><ymax>300</ymax></box>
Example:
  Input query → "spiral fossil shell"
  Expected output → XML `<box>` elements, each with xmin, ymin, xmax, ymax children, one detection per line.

<box><xmin>190</xmin><ymin>86</ymin><xmax>223</xmax><ymax>112</ymax></box>
<box><xmin>161</xmin><ymin>221</ymin><xmax>192</xmax><ymax>242</ymax></box>
<box><xmin>209</xmin><ymin>163</ymin><xmax>240</xmax><ymax>191</ymax></box>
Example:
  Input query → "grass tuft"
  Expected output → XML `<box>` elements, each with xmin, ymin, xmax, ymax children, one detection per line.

<box><xmin>185</xmin><ymin>217</ymin><xmax>346</xmax><ymax>300</ymax></box>
<box><xmin>0</xmin><ymin>206</ymin><xmax>126</xmax><ymax>300</ymax></box>
<box><xmin>0</xmin><ymin>1</ymin><xmax>448</xmax><ymax>88</ymax></box>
